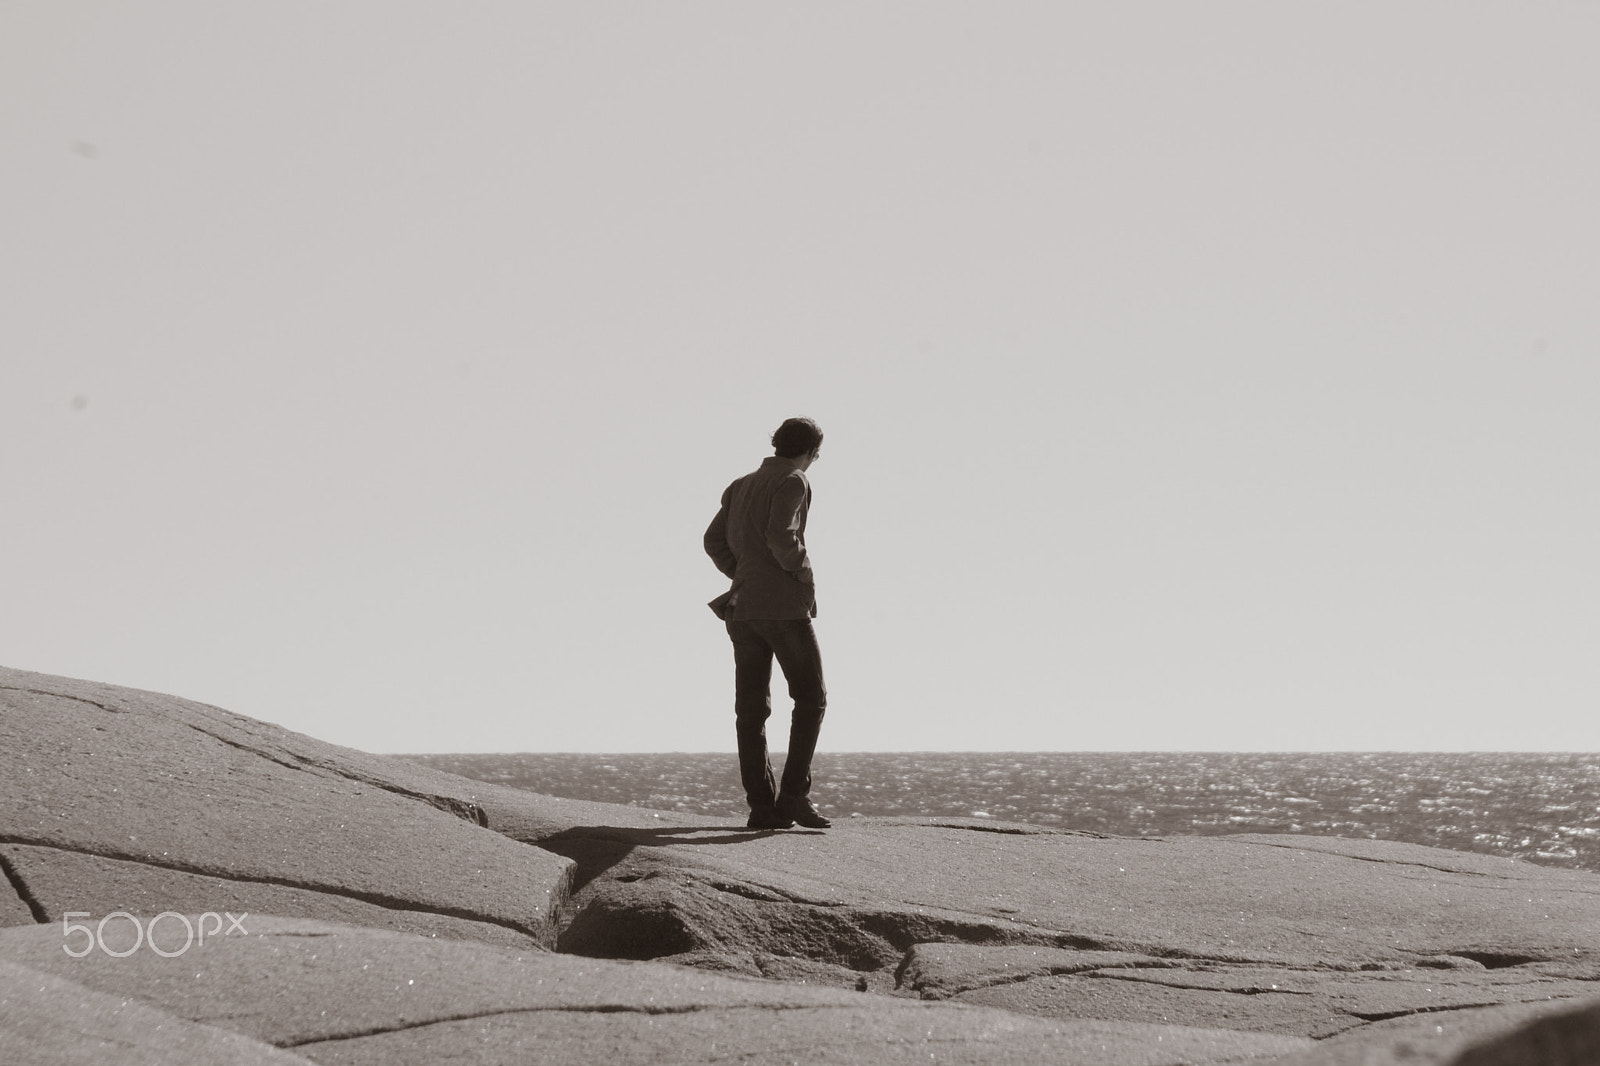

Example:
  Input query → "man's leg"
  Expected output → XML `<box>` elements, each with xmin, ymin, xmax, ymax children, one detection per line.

<box><xmin>759</xmin><ymin>619</ymin><xmax>829</xmax><ymax>827</ymax></box>
<box><xmin>726</xmin><ymin>620</ymin><xmax>780</xmax><ymax>813</ymax></box>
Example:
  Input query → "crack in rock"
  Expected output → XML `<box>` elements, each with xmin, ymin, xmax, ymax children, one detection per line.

<box><xmin>909</xmin><ymin>821</ymin><xmax>1117</xmax><ymax>839</ymax></box>
<box><xmin>176</xmin><ymin>720</ymin><xmax>488</xmax><ymax>826</ymax></box>
<box><xmin>905</xmin><ymin>960</ymin><xmax>1186</xmax><ymax>999</ymax></box>
<box><xmin>0</xmin><ymin>686</ymin><xmax>125</xmax><ymax>715</ymax></box>
<box><xmin>5</xmin><ymin>680</ymin><xmax>486</xmax><ymax>827</ymax></box>
<box><xmin>1444</xmin><ymin>950</ymin><xmax>1550</xmax><ymax>970</ymax></box>
<box><xmin>1086</xmin><ymin>969</ymin><xmax>1316</xmax><ymax>996</ymax></box>
<box><xmin>0</xmin><ymin>851</ymin><xmax>48</xmax><ymax>924</ymax></box>
<box><xmin>285</xmin><ymin>1001</ymin><xmax>812</xmax><ymax>1048</ymax></box>
<box><xmin>1346</xmin><ymin>999</ymin><xmax>1525</xmax><ymax>1023</ymax></box>
<box><xmin>1237</xmin><ymin>839</ymin><xmax>1524</xmax><ymax>880</ymax></box>
<box><xmin>699</xmin><ymin>877</ymin><xmax>846</xmax><ymax>908</ymax></box>
<box><xmin>896</xmin><ymin>945</ymin><xmax>1333</xmax><ymax>1001</ymax></box>
<box><xmin>0</xmin><ymin>836</ymin><xmax>544</xmax><ymax>939</ymax></box>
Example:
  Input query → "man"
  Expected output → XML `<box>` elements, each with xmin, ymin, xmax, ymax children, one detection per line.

<box><xmin>704</xmin><ymin>417</ymin><xmax>830</xmax><ymax>830</ymax></box>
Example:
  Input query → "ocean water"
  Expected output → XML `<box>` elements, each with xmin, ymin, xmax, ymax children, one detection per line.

<box><xmin>408</xmin><ymin>751</ymin><xmax>1600</xmax><ymax>872</ymax></box>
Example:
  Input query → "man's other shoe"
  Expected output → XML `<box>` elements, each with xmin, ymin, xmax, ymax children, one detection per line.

<box><xmin>775</xmin><ymin>795</ymin><xmax>831</xmax><ymax>829</ymax></box>
<box><xmin>747</xmin><ymin>806</ymin><xmax>795</xmax><ymax>830</ymax></box>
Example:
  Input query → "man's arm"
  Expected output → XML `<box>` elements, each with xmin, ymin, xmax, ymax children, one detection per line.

<box><xmin>764</xmin><ymin>473</ymin><xmax>811</xmax><ymax>580</ymax></box>
<box><xmin>703</xmin><ymin>484</ymin><xmax>739</xmax><ymax>579</ymax></box>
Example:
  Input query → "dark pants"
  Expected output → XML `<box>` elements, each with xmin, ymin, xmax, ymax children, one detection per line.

<box><xmin>726</xmin><ymin>618</ymin><xmax>826</xmax><ymax>809</ymax></box>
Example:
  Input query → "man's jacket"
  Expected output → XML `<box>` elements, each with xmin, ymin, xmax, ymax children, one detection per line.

<box><xmin>704</xmin><ymin>455</ymin><xmax>816</xmax><ymax>620</ymax></box>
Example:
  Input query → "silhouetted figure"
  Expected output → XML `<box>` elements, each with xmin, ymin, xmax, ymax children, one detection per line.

<box><xmin>704</xmin><ymin>418</ymin><xmax>830</xmax><ymax>830</ymax></box>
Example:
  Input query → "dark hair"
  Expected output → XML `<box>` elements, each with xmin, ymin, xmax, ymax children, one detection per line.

<box><xmin>771</xmin><ymin>417</ymin><xmax>824</xmax><ymax>459</ymax></box>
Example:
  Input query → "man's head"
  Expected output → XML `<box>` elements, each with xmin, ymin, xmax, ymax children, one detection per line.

<box><xmin>771</xmin><ymin>417</ymin><xmax>823</xmax><ymax>466</ymax></box>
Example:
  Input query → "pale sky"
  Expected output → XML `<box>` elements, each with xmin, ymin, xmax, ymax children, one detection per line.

<box><xmin>4</xmin><ymin>3</ymin><xmax>1597</xmax><ymax>753</ymax></box>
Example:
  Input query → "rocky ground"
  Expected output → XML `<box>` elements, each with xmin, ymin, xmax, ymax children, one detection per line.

<box><xmin>3</xmin><ymin>664</ymin><xmax>1597</xmax><ymax>1064</ymax></box>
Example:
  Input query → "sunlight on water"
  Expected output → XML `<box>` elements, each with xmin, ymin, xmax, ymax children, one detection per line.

<box><xmin>409</xmin><ymin>752</ymin><xmax>1600</xmax><ymax>871</ymax></box>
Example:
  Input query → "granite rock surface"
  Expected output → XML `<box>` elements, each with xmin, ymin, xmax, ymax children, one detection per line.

<box><xmin>2</xmin><ymin>665</ymin><xmax>1597</xmax><ymax>1064</ymax></box>
<box><xmin>0</xmin><ymin>915</ymin><xmax>1316</xmax><ymax>1065</ymax></box>
<box><xmin>0</xmin><ymin>666</ymin><xmax>575</xmax><ymax>949</ymax></box>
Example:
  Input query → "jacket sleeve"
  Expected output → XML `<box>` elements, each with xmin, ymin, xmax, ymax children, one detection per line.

<box><xmin>764</xmin><ymin>473</ymin><xmax>811</xmax><ymax>577</ymax></box>
<box><xmin>703</xmin><ymin>484</ymin><xmax>739</xmax><ymax>579</ymax></box>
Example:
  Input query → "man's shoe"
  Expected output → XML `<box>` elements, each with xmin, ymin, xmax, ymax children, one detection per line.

<box><xmin>775</xmin><ymin>795</ymin><xmax>831</xmax><ymax>829</ymax></box>
<box><xmin>747</xmin><ymin>806</ymin><xmax>795</xmax><ymax>830</ymax></box>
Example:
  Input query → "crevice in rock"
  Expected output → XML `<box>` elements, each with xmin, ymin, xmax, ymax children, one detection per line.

<box><xmin>912</xmin><ymin>821</ymin><xmax>1116</xmax><ymax>838</ymax></box>
<box><xmin>180</xmin><ymin>722</ymin><xmax>336</xmax><ymax>777</ymax></box>
<box><xmin>285</xmin><ymin>1001</ymin><xmax>774</xmax><ymax>1047</ymax></box>
<box><xmin>177</xmin><ymin>721</ymin><xmax>490</xmax><ymax>826</ymax></box>
<box><xmin>283</xmin><ymin>753</ymin><xmax>489</xmax><ymax>826</ymax></box>
<box><xmin>535</xmin><ymin>826</ymin><xmax>821</xmax><ymax>899</ymax></box>
<box><xmin>537</xmin><ymin>833</ymin><xmax>638</xmax><ymax>895</ymax></box>
<box><xmin>900</xmin><ymin>957</ymin><xmax>1185</xmax><ymax>999</ymax></box>
<box><xmin>288</xmin><ymin>998</ymin><xmax>870</xmax><ymax>1043</ymax></box>
<box><xmin>8</xmin><ymin>681</ymin><xmax>484</xmax><ymax>827</ymax></box>
<box><xmin>857</xmin><ymin>909</ymin><xmax>1119</xmax><ymax>958</ymax></box>
<box><xmin>1237</xmin><ymin>839</ymin><xmax>1515</xmax><ymax>879</ymax></box>
<box><xmin>0</xmin><ymin>836</ymin><xmax>544</xmax><ymax>942</ymax></box>
<box><xmin>1086</xmin><ymin>969</ymin><xmax>1315</xmax><ymax>996</ymax></box>
<box><xmin>701</xmin><ymin>879</ymin><xmax>794</xmax><ymax>904</ymax></box>
<box><xmin>1345</xmin><ymin>999</ymin><xmax>1510</xmax><ymax>1023</ymax></box>
<box><xmin>1411</xmin><ymin>954</ymin><xmax>1489</xmax><ymax>971</ymax></box>
<box><xmin>0</xmin><ymin>685</ymin><xmax>125</xmax><ymax>715</ymax></box>
<box><xmin>349</xmin><ymin>779</ymin><xmax>488</xmax><ymax>826</ymax></box>
<box><xmin>0</xmin><ymin>852</ymin><xmax>49</xmax><ymax>924</ymax></box>
<box><xmin>699</xmin><ymin>877</ymin><xmax>845</xmax><ymax>907</ymax></box>
<box><xmin>1445</xmin><ymin>950</ymin><xmax>1549</xmax><ymax>970</ymax></box>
